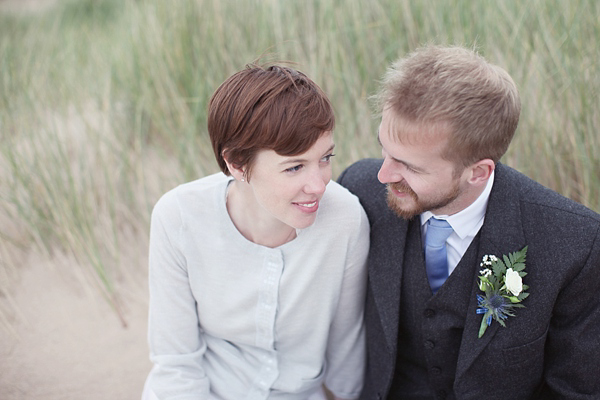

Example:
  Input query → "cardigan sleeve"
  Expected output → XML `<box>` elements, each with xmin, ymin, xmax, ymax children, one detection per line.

<box><xmin>323</xmin><ymin>201</ymin><xmax>370</xmax><ymax>399</ymax></box>
<box><xmin>145</xmin><ymin>191</ymin><xmax>212</xmax><ymax>400</ymax></box>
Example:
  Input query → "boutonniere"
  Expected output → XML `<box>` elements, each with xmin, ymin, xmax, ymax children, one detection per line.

<box><xmin>476</xmin><ymin>246</ymin><xmax>529</xmax><ymax>338</ymax></box>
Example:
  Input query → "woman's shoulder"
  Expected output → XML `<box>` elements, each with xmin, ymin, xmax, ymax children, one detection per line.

<box><xmin>306</xmin><ymin>181</ymin><xmax>369</xmax><ymax>258</ymax></box>
<box><xmin>153</xmin><ymin>172</ymin><xmax>229</xmax><ymax>217</ymax></box>
<box><xmin>323</xmin><ymin>180</ymin><xmax>362</xmax><ymax>208</ymax></box>
<box><xmin>318</xmin><ymin>180</ymin><xmax>367</xmax><ymax>227</ymax></box>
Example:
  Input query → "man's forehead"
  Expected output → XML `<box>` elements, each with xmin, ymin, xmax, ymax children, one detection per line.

<box><xmin>380</xmin><ymin>110</ymin><xmax>451</xmax><ymax>146</ymax></box>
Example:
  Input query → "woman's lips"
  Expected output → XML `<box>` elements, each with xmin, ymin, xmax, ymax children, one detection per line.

<box><xmin>293</xmin><ymin>200</ymin><xmax>319</xmax><ymax>213</ymax></box>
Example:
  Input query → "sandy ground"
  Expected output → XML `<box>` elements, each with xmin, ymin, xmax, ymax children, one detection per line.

<box><xmin>0</xmin><ymin>257</ymin><xmax>152</xmax><ymax>400</ymax></box>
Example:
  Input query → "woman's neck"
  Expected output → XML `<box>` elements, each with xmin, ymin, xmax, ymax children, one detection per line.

<box><xmin>226</xmin><ymin>181</ymin><xmax>297</xmax><ymax>248</ymax></box>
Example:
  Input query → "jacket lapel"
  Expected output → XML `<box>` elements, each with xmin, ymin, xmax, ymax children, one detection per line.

<box><xmin>456</xmin><ymin>163</ymin><xmax>528</xmax><ymax>380</ymax></box>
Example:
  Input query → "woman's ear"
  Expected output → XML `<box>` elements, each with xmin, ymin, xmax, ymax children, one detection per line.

<box><xmin>222</xmin><ymin>151</ymin><xmax>246</xmax><ymax>182</ymax></box>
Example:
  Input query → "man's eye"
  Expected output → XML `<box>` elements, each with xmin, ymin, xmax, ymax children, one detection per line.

<box><xmin>404</xmin><ymin>164</ymin><xmax>420</xmax><ymax>174</ymax></box>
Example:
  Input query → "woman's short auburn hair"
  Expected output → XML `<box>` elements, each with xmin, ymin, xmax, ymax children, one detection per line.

<box><xmin>208</xmin><ymin>64</ymin><xmax>335</xmax><ymax>180</ymax></box>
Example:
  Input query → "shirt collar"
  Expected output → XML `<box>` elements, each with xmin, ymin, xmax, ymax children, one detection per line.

<box><xmin>420</xmin><ymin>170</ymin><xmax>495</xmax><ymax>239</ymax></box>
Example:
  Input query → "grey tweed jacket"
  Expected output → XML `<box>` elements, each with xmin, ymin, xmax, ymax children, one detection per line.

<box><xmin>338</xmin><ymin>159</ymin><xmax>600</xmax><ymax>400</ymax></box>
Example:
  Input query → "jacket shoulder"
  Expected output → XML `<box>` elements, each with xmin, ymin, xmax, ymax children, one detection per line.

<box><xmin>338</xmin><ymin>159</ymin><xmax>389</xmax><ymax>221</ymax></box>
<box><xmin>499</xmin><ymin>164</ymin><xmax>600</xmax><ymax>222</ymax></box>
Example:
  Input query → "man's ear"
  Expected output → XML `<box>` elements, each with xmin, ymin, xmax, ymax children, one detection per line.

<box><xmin>467</xmin><ymin>159</ymin><xmax>495</xmax><ymax>185</ymax></box>
<box><xmin>222</xmin><ymin>151</ymin><xmax>246</xmax><ymax>182</ymax></box>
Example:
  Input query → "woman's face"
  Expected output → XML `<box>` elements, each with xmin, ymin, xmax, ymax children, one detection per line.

<box><xmin>246</xmin><ymin>132</ymin><xmax>335</xmax><ymax>230</ymax></box>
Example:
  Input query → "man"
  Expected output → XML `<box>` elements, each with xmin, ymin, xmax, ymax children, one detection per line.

<box><xmin>339</xmin><ymin>45</ymin><xmax>600</xmax><ymax>399</ymax></box>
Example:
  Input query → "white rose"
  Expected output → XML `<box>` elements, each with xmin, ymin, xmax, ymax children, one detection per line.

<box><xmin>505</xmin><ymin>268</ymin><xmax>523</xmax><ymax>296</ymax></box>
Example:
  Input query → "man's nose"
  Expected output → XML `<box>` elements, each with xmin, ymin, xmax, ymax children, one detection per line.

<box><xmin>377</xmin><ymin>157</ymin><xmax>401</xmax><ymax>184</ymax></box>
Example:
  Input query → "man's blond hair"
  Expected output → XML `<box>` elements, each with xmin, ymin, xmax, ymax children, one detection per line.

<box><xmin>375</xmin><ymin>45</ymin><xmax>521</xmax><ymax>169</ymax></box>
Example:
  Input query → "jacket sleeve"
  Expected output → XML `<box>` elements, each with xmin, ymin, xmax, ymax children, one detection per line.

<box><xmin>541</xmin><ymin>223</ymin><xmax>600</xmax><ymax>398</ymax></box>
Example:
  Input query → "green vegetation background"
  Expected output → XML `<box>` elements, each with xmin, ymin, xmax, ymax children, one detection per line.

<box><xmin>1</xmin><ymin>0</ymin><xmax>598</xmax><ymax>319</ymax></box>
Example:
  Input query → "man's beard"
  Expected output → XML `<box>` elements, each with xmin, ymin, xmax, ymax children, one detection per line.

<box><xmin>386</xmin><ymin>179</ymin><xmax>460</xmax><ymax>220</ymax></box>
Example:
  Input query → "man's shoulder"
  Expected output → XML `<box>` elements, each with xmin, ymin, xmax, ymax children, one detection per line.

<box><xmin>338</xmin><ymin>158</ymin><xmax>384</xmax><ymax>193</ymax></box>
<box><xmin>498</xmin><ymin>164</ymin><xmax>600</xmax><ymax>222</ymax></box>
<box><xmin>339</xmin><ymin>158</ymin><xmax>383</xmax><ymax>179</ymax></box>
<box><xmin>337</xmin><ymin>158</ymin><xmax>388</xmax><ymax>213</ymax></box>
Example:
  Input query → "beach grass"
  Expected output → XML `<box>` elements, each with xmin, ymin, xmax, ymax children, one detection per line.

<box><xmin>1</xmin><ymin>0</ymin><xmax>598</xmax><ymax>323</ymax></box>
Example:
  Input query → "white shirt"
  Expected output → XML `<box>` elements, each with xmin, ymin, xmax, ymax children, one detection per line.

<box><xmin>144</xmin><ymin>173</ymin><xmax>369</xmax><ymax>400</ymax></box>
<box><xmin>420</xmin><ymin>171</ymin><xmax>495</xmax><ymax>275</ymax></box>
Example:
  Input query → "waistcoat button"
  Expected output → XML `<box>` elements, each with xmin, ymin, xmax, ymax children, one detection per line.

<box><xmin>424</xmin><ymin>309</ymin><xmax>435</xmax><ymax>318</ymax></box>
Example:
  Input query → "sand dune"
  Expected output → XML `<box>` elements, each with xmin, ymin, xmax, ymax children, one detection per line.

<box><xmin>0</xmin><ymin>256</ymin><xmax>151</xmax><ymax>400</ymax></box>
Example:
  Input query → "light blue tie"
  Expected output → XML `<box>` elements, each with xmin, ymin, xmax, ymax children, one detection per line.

<box><xmin>425</xmin><ymin>217</ymin><xmax>453</xmax><ymax>294</ymax></box>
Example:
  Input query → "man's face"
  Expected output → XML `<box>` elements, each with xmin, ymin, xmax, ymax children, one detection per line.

<box><xmin>377</xmin><ymin>109</ymin><xmax>470</xmax><ymax>219</ymax></box>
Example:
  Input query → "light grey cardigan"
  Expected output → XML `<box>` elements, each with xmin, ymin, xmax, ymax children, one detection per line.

<box><xmin>144</xmin><ymin>173</ymin><xmax>369</xmax><ymax>400</ymax></box>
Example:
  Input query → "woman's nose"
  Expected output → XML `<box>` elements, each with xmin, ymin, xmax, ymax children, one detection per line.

<box><xmin>304</xmin><ymin>169</ymin><xmax>328</xmax><ymax>195</ymax></box>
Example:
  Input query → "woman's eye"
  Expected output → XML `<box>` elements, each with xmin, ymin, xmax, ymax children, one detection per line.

<box><xmin>285</xmin><ymin>165</ymin><xmax>303</xmax><ymax>173</ymax></box>
<box><xmin>322</xmin><ymin>153</ymin><xmax>335</xmax><ymax>163</ymax></box>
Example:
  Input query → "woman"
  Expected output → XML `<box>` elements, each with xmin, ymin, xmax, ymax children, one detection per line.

<box><xmin>143</xmin><ymin>65</ymin><xmax>368</xmax><ymax>400</ymax></box>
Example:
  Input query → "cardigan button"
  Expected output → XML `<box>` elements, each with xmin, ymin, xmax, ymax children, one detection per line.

<box><xmin>424</xmin><ymin>340</ymin><xmax>435</xmax><ymax>349</ymax></box>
